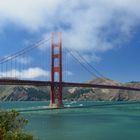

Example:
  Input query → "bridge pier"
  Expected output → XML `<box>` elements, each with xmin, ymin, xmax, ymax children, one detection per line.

<box><xmin>50</xmin><ymin>83</ymin><xmax>63</xmax><ymax>108</ymax></box>
<box><xmin>49</xmin><ymin>32</ymin><xmax>64</xmax><ymax>108</ymax></box>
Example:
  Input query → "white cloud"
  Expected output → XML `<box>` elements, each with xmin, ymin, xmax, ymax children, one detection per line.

<box><xmin>0</xmin><ymin>0</ymin><xmax>60</xmax><ymax>31</ymax></box>
<box><xmin>16</xmin><ymin>57</ymin><xmax>32</xmax><ymax>64</ymax></box>
<box><xmin>3</xmin><ymin>55</ymin><xmax>32</xmax><ymax>65</ymax></box>
<box><xmin>0</xmin><ymin>0</ymin><xmax>140</xmax><ymax>58</ymax></box>
<box><xmin>63</xmin><ymin>71</ymin><xmax>73</xmax><ymax>76</ymax></box>
<box><xmin>66</xmin><ymin>50</ymin><xmax>101</xmax><ymax>63</ymax></box>
<box><xmin>0</xmin><ymin>67</ymin><xmax>49</xmax><ymax>79</ymax></box>
<box><xmin>81</xmin><ymin>54</ymin><xmax>101</xmax><ymax>63</ymax></box>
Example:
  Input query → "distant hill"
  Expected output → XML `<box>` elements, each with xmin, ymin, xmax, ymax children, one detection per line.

<box><xmin>0</xmin><ymin>85</ymin><xmax>50</xmax><ymax>101</ymax></box>
<box><xmin>64</xmin><ymin>78</ymin><xmax>122</xmax><ymax>101</ymax></box>
<box><xmin>0</xmin><ymin>78</ymin><xmax>140</xmax><ymax>101</ymax></box>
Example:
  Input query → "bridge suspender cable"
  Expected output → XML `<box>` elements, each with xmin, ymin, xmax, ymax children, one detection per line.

<box><xmin>71</xmin><ymin>49</ymin><xmax>105</xmax><ymax>78</ymax></box>
<box><xmin>0</xmin><ymin>38</ymin><xmax>51</xmax><ymax>64</ymax></box>
<box><xmin>65</xmin><ymin>48</ymin><xmax>99</xmax><ymax>79</ymax></box>
<box><xmin>65</xmin><ymin>47</ymin><xmax>106</xmax><ymax>79</ymax></box>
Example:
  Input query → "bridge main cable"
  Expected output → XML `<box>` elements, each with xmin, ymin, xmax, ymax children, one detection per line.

<box><xmin>65</xmin><ymin>48</ymin><xmax>99</xmax><ymax>79</ymax></box>
<box><xmin>0</xmin><ymin>38</ymin><xmax>51</xmax><ymax>64</ymax></box>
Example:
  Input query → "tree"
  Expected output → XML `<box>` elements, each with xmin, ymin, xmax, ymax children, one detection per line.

<box><xmin>0</xmin><ymin>110</ymin><xmax>39</xmax><ymax>140</ymax></box>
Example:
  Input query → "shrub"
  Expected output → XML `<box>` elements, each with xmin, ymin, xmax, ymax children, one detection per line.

<box><xmin>0</xmin><ymin>110</ymin><xmax>39</xmax><ymax>140</ymax></box>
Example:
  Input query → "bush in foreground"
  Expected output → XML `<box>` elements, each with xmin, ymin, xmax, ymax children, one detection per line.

<box><xmin>0</xmin><ymin>110</ymin><xmax>39</xmax><ymax>140</ymax></box>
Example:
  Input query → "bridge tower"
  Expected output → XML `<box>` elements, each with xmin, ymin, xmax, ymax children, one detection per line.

<box><xmin>49</xmin><ymin>32</ymin><xmax>63</xmax><ymax>108</ymax></box>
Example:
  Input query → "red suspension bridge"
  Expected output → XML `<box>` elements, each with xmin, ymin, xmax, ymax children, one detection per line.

<box><xmin>0</xmin><ymin>32</ymin><xmax>140</xmax><ymax>108</ymax></box>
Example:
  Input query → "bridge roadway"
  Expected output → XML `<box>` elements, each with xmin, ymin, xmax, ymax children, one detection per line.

<box><xmin>0</xmin><ymin>79</ymin><xmax>140</xmax><ymax>91</ymax></box>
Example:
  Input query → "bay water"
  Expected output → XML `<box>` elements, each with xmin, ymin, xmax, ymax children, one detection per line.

<box><xmin>0</xmin><ymin>101</ymin><xmax>140</xmax><ymax>140</ymax></box>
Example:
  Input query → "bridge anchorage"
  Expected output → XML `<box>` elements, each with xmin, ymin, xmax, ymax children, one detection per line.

<box><xmin>50</xmin><ymin>32</ymin><xmax>63</xmax><ymax>108</ymax></box>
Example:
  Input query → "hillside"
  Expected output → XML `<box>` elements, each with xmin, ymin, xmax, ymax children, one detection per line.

<box><xmin>0</xmin><ymin>78</ymin><xmax>140</xmax><ymax>101</ymax></box>
<box><xmin>63</xmin><ymin>78</ymin><xmax>122</xmax><ymax>101</ymax></box>
<box><xmin>64</xmin><ymin>78</ymin><xmax>140</xmax><ymax>101</ymax></box>
<box><xmin>0</xmin><ymin>85</ymin><xmax>50</xmax><ymax>101</ymax></box>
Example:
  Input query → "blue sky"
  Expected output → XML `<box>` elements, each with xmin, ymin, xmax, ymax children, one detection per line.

<box><xmin>0</xmin><ymin>0</ymin><xmax>139</xmax><ymax>83</ymax></box>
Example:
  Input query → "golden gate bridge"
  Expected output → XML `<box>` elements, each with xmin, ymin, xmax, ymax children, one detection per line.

<box><xmin>0</xmin><ymin>32</ymin><xmax>140</xmax><ymax>108</ymax></box>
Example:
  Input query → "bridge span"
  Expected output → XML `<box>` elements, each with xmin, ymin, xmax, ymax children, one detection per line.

<box><xmin>0</xmin><ymin>32</ymin><xmax>140</xmax><ymax>108</ymax></box>
<box><xmin>0</xmin><ymin>79</ymin><xmax>140</xmax><ymax>91</ymax></box>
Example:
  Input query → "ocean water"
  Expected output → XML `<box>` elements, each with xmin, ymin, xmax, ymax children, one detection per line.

<box><xmin>0</xmin><ymin>101</ymin><xmax>140</xmax><ymax>140</ymax></box>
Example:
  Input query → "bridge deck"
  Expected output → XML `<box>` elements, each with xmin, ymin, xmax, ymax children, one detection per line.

<box><xmin>0</xmin><ymin>79</ymin><xmax>139</xmax><ymax>91</ymax></box>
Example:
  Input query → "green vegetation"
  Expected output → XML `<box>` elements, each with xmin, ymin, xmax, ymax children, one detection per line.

<box><xmin>26</xmin><ymin>87</ymin><xmax>49</xmax><ymax>100</ymax></box>
<box><xmin>0</xmin><ymin>110</ymin><xmax>39</xmax><ymax>140</ymax></box>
